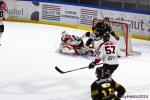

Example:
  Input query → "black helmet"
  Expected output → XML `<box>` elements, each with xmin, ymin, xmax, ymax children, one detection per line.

<box><xmin>95</xmin><ymin>67</ymin><xmax>110</xmax><ymax>79</ymax></box>
<box><xmin>104</xmin><ymin>17</ymin><xmax>110</xmax><ymax>21</ymax></box>
<box><xmin>103</xmin><ymin>33</ymin><xmax>110</xmax><ymax>42</ymax></box>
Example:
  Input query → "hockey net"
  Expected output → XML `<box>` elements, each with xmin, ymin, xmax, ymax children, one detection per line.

<box><xmin>93</xmin><ymin>19</ymin><xmax>141</xmax><ymax>56</ymax></box>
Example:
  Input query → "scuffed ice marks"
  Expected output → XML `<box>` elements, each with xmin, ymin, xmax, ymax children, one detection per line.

<box><xmin>0</xmin><ymin>78</ymin><xmax>91</xmax><ymax>100</ymax></box>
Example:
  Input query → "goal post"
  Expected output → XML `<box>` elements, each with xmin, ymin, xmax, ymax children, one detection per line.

<box><xmin>93</xmin><ymin>18</ymin><xmax>141</xmax><ymax>56</ymax></box>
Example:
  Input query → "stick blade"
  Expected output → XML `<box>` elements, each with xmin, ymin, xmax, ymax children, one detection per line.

<box><xmin>55</xmin><ymin>66</ymin><xmax>64</xmax><ymax>74</ymax></box>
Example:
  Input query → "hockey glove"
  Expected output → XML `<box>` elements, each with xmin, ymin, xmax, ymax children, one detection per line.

<box><xmin>88</xmin><ymin>62</ymin><xmax>95</xmax><ymax>69</ymax></box>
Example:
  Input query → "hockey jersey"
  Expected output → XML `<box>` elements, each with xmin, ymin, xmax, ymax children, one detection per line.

<box><xmin>95</xmin><ymin>41</ymin><xmax>122</xmax><ymax>65</ymax></box>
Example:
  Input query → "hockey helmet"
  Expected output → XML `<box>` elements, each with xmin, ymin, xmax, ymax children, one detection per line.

<box><xmin>104</xmin><ymin>17</ymin><xmax>110</xmax><ymax>21</ymax></box>
<box><xmin>61</xmin><ymin>31</ymin><xmax>71</xmax><ymax>42</ymax></box>
<box><xmin>103</xmin><ymin>33</ymin><xmax>110</xmax><ymax>42</ymax></box>
<box><xmin>65</xmin><ymin>35</ymin><xmax>71</xmax><ymax>40</ymax></box>
<box><xmin>95</xmin><ymin>67</ymin><xmax>110</xmax><ymax>79</ymax></box>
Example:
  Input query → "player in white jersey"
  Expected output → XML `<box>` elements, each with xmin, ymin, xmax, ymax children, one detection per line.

<box><xmin>58</xmin><ymin>31</ymin><xmax>94</xmax><ymax>56</ymax></box>
<box><xmin>88</xmin><ymin>33</ymin><xmax>122</xmax><ymax>76</ymax></box>
<box><xmin>0</xmin><ymin>0</ymin><xmax>7</xmax><ymax>45</ymax></box>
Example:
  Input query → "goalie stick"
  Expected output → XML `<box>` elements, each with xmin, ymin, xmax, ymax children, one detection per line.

<box><xmin>55</xmin><ymin>63</ymin><xmax>103</xmax><ymax>74</ymax></box>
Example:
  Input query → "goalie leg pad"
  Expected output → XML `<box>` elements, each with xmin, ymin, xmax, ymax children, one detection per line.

<box><xmin>74</xmin><ymin>47</ymin><xmax>89</xmax><ymax>55</ymax></box>
<box><xmin>64</xmin><ymin>45</ymin><xmax>72</xmax><ymax>50</ymax></box>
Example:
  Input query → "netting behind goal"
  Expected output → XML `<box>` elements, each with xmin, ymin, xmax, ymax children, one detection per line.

<box><xmin>93</xmin><ymin>19</ymin><xmax>141</xmax><ymax>56</ymax></box>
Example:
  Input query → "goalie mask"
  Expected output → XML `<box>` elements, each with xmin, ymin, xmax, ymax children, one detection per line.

<box><xmin>61</xmin><ymin>31</ymin><xmax>72</xmax><ymax>43</ymax></box>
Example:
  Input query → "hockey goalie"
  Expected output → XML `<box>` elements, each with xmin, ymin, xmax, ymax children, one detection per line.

<box><xmin>58</xmin><ymin>31</ymin><xmax>94</xmax><ymax>56</ymax></box>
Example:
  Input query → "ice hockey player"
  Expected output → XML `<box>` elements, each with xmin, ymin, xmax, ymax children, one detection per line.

<box><xmin>80</xmin><ymin>17</ymin><xmax>119</xmax><ymax>50</ymax></box>
<box><xmin>92</xmin><ymin>17</ymin><xmax>120</xmax><ymax>41</ymax></box>
<box><xmin>0</xmin><ymin>0</ymin><xmax>7</xmax><ymax>46</ymax></box>
<box><xmin>58</xmin><ymin>31</ymin><xmax>94</xmax><ymax>56</ymax></box>
<box><xmin>91</xmin><ymin>67</ymin><xmax>126</xmax><ymax>100</ymax></box>
<box><xmin>88</xmin><ymin>33</ymin><xmax>122</xmax><ymax>75</ymax></box>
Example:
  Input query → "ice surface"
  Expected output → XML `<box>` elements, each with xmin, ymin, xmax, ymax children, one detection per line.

<box><xmin>0</xmin><ymin>21</ymin><xmax>149</xmax><ymax>100</ymax></box>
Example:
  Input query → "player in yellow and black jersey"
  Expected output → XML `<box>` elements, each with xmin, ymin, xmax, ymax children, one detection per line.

<box><xmin>92</xmin><ymin>17</ymin><xmax>120</xmax><ymax>41</ymax></box>
<box><xmin>81</xmin><ymin>17</ymin><xmax>119</xmax><ymax>49</ymax></box>
<box><xmin>91</xmin><ymin>67</ymin><xmax>126</xmax><ymax>100</ymax></box>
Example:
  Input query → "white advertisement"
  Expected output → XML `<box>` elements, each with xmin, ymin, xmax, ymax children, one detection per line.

<box><xmin>98</xmin><ymin>9</ymin><xmax>150</xmax><ymax>36</ymax></box>
<box><xmin>39</xmin><ymin>3</ymin><xmax>80</xmax><ymax>25</ymax></box>
<box><xmin>122</xmin><ymin>12</ymin><xmax>150</xmax><ymax>36</ymax></box>
<box><xmin>6</xmin><ymin>0</ymin><xmax>39</xmax><ymax>21</ymax></box>
<box><xmin>39</xmin><ymin>3</ymin><xmax>61</xmax><ymax>22</ymax></box>
<box><xmin>61</xmin><ymin>5</ymin><xmax>80</xmax><ymax>25</ymax></box>
<box><xmin>79</xmin><ymin>7</ymin><xmax>98</xmax><ymax>26</ymax></box>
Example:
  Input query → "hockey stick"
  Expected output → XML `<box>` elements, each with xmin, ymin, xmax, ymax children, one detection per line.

<box><xmin>55</xmin><ymin>66</ymin><xmax>88</xmax><ymax>74</ymax></box>
<box><xmin>55</xmin><ymin>63</ymin><xmax>103</xmax><ymax>74</ymax></box>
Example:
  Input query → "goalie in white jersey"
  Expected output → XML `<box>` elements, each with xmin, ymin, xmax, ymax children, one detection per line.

<box><xmin>88</xmin><ymin>33</ymin><xmax>122</xmax><ymax>76</ymax></box>
<box><xmin>58</xmin><ymin>31</ymin><xmax>94</xmax><ymax>56</ymax></box>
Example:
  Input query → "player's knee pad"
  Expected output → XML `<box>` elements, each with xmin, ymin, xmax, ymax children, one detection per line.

<box><xmin>0</xmin><ymin>25</ymin><xmax>4</xmax><ymax>33</ymax></box>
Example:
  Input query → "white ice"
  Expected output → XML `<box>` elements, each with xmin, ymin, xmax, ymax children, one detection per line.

<box><xmin>0</xmin><ymin>21</ymin><xmax>150</xmax><ymax>100</ymax></box>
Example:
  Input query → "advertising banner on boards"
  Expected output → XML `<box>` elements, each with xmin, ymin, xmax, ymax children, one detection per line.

<box><xmin>6</xmin><ymin>0</ymin><xmax>150</xmax><ymax>37</ymax></box>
